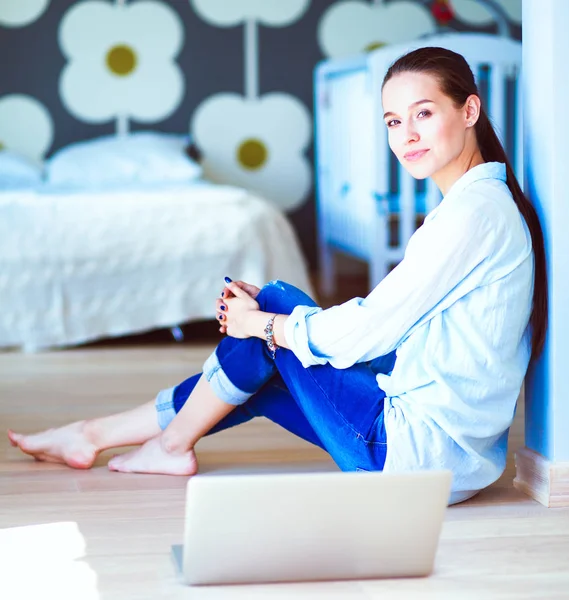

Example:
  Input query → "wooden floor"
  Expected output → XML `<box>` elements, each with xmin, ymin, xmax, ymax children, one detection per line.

<box><xmin>1</xmin><ymin>344</ymin><xmax>569</xmax><ymax>599</ymax></box>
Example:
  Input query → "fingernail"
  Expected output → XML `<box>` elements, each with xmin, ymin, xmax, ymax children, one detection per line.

<box><xmin>218</xmin><ymin>315</ymin><xmax>223</xmax><ymax>320</ymax></box>
<box><xmin>224</xmin><ymin>276</ymin><xmax>232</xmax><ymax>283</ymax></box>
<box><xmin>220</xmin><ymin>305</ymin><xmax>226</xmax><ymax>311</ymax></box>
<box><xmin>220</xmin><ymin>291</ymin><xmax>225</xmax><ymax>298</ymax></box>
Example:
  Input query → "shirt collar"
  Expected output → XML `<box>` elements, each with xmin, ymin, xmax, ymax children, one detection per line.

<box><xmin>424</xmin><ymin>162</ymin><xmax>507</xmax><ymax>222</ymax></box>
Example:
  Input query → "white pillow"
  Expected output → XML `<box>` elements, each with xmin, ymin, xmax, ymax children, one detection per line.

<box><xmin>0</xmin><ymin>150</ymin><xmax>43</xmax><ymax>189</ymax></box>
<box><xmin>46</xmin><ymin>132</ymin><xmax>202</xmax><ymax>187</ymax></box>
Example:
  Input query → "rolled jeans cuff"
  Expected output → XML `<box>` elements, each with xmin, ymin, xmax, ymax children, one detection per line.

<box><xmin>203</xmin><ymin>350</ymin><xmax>252</xmax><ymax>406</ymax></box>
<box><xmin>155</xmin><ymin>386</ymin><xmax>177</xmax><ymax>430</ymax></box>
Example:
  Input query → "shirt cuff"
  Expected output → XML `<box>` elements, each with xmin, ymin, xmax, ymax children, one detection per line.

<box><xmin>283</xmin><ymin>305</ymin><xmax>329</xmax><ymax>368</ymax></box>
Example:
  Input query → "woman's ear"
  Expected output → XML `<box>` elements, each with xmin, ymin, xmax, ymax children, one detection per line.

<box><xmin>464</xmin><ymin>94</ymin><xmax>482</xmax><ymax>127</ymax></box>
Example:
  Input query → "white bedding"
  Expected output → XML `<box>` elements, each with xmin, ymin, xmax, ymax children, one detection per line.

<box><xmin>0</xmin><ymin>181</ymin><xmax>313</xmax><ymax>351</ymax></box>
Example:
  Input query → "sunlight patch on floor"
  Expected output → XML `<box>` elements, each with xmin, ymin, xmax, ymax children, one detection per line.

<box><xmin>0</xmin><ymin>521</ymin><xmax>99</xmax><ymax>599</ymax></box>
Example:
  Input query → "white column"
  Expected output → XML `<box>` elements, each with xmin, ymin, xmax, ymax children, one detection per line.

<box><xmin>523</xmin><ymin>0</ymin><xmax>569</xmax><ymax>460</ymax></box>
<box><xmin>516</xmin><ymin>0</ymin><xmax>569</xmax><ymax>506</ymax></box>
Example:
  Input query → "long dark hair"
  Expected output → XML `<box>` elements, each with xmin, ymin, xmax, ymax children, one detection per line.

<box><xmin>382</xmin><ymin>47</ymin><xmax>547</xmax><ymax>360</ymax></box>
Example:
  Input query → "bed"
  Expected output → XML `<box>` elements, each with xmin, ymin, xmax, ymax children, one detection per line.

<box><xmin>0</xmin><ymin>178</ymin><xmax>312</xmax><ymax>352</ymax></box>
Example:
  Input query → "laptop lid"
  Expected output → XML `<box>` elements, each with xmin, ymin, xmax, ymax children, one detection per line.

<box><xmin>175</xmin><ymin>469</ymin><xmax>452</xmax><ymax>586</ymax></box>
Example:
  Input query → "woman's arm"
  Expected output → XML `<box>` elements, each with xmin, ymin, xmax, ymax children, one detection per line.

<box><xmin>221</xmin><ymin>194</ymin><xmax>506</xmax><ymax>369</ymax></box>
<box><xmin>284</xmin><ymin>196</ymin><xmax>504</xmax><ymax>368</ymax></box>
<box><xmin>247</xmin><ymin>312</ymin><xmax>290</xmax><ymax>350</ymax></box>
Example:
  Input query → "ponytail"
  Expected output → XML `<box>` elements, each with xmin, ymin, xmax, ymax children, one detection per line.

<box><xmin>476</xmin><ymin>111</ymin><xmax>548</xmax><ymax>359</ymax></box>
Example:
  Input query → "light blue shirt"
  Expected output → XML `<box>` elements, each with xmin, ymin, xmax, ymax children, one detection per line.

<box><xmin>284</xmin><ymin>162</ymin><xmax>533</xmax><ymax>503</ymax></box>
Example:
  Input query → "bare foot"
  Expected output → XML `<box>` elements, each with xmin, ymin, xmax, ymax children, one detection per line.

<box><xmin>7</xmin><ymin>422</ymin><xmax>99</xmax><ymax>469</ymax></box>
<box><xmin>108</xmin><ymin>435</ymin><xmax>198</xmax><ymax>476</ymax></box>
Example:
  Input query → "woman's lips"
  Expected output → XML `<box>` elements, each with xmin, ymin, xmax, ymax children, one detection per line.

<box><xmin>404</xmin><ymin>149</ymin><xmax>429</xmax><ymax>162</ymax></box>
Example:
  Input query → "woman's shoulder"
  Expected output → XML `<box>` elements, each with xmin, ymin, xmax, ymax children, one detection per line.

<box><xmin>459</xmin><ymin>177</ymin><xmax>531</xmax><ymax>260</ymax></box>
<box><xmin>448</xmin><ymin>175</ymin><xmax>516</xmax><ymax>227</ymax></box>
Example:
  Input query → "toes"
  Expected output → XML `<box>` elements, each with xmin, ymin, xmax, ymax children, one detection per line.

<box><xmin>14</xmin><ymin>434</ymin><xmax>39</xmax><ymax>454</ymax></box>
<box><xmin>109</xmin><ymin>461</ymin><xmax>132</xmax><ymax>473</ymax></box>
<box><xmin>7</xmin><ymin>430</ymin><xmax>21</xmax><ymax>447</ymax></box>
<box><xmin>16</xmin><ymin>440</ymin><xmax>38</xmax><ymax>457</ymax></box>
<box><xmin>108</xmin><ymin>456</ymin><xmax>126</xmax><ymax>472</ymax></box>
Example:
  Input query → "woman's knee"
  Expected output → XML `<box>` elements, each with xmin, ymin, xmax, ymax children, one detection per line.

<box><xmin>256</xmin><ymin>280</ymin><xmax>317</xmax><ymax>314</ymax></box>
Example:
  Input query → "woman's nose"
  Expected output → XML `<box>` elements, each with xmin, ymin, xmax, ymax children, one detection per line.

<box><xmin>404</xmin><ymin>122</ymin><xmax>419</xmax><ymax>144</ymax></box>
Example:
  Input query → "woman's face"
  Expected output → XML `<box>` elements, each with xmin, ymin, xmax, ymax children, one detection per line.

<box><xmin>381</xmin><ymin>71</ymin><xmax>470</xmax><ymax>181</ymax></box>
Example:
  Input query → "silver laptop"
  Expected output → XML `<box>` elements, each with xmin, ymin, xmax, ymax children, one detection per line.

<box><xmin>172</xmin><ymin>469</ymin><xmax>452</xmax><ymax>586</ymax></box>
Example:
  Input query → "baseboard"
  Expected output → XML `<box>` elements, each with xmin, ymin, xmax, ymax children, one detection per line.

<box><xmin>514</xmin><ymin>447</ymin><xmax>569</xmax><ymax>507</ymax></box>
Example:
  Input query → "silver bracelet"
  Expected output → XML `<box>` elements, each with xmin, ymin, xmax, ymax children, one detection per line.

<box><xmin>264</xmin><ymin>314</ymin><xmax>279</xmax><ymax>360</ymax></box>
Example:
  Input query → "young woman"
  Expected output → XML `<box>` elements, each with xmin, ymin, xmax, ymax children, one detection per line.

<box><xmin>8</xmin><ymin>47</ymin><xmax>547</xmax><ymax>504</ymax></box>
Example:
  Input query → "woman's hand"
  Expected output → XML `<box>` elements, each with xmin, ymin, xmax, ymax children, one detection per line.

<box><xmin>216</xmin><ymin>282</ymin><xmax>260</xmax><ymax>338</ymax></box>
<box><xmin>221</xmin><ymin>280</ymin><xmax>261</xmax><ymax>300</ymax></box>
<box><xmin>218</xmin><ymin>280</ymin><xmax>262</xmax><ymax>335</ymax></box>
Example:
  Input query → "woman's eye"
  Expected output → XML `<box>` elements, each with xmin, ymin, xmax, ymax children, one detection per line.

<box><xmin>386</xmin><ymin>119</ymin><xmax>400</xmax><ymax>128</ymax></box>
<box><xmin>417</xmin><ymin>110</ymin><xmax>431</xmax><ymax>119</ymax></box>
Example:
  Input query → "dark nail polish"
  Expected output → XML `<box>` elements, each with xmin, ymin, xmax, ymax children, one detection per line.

<box><xmin>220</xmin><ymin>305</ymin><xmax>226</xmax><ymax>311</ymax></box>
<box><xmin>218</xmin><ymin>315</ymin><xmax>223</xmax><ymax>320</ymax></box>
<box><xmin>220</xmin><ymin>292</ymin><xmax>225</xmax><ymax>298</ymax></box>
<box><xmin>224</xmin><ymin>276</ymin><xmax>232</xmax><ymax>283</ymax></box>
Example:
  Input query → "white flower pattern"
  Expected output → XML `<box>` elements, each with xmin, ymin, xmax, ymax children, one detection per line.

<box><xmin>190</xmin><ymin>0</ymin><xmax>310</xmax><ymax>27</ymax></box>
<box><xmin>192</xmin><ymin>93</ymin><xmax>312</xmax><ymax>211</ymax></box>
<box><xmin>0</xmin><ymin>0</ymin><xmax>50</xmax><ymax>28</ymax></box>
<box><xmin>318</xmin><ymin>0</ymin><xmax>436</xmax><ymax>59</ymax></box>
<box><xmin>59</xmin><ymin>0</ymin><xmax>184</xmax><ymax>124</ymax></box>
<box><xmin>0</xmin><ymin>94</ymin><xmax>53</xmax><ymax>163</ymax></box>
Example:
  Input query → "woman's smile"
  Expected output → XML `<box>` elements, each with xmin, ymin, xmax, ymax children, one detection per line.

<box><xmin>404</xmin><ymin>149</ymin><xmax>430</xmax><ymax>161</ymax></box>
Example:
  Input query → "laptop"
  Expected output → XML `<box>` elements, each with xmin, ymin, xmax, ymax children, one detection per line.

<box><xmin>172</xmin><ymin>469</ymin><xmax>452</xmax><ymax>586</ymax></box>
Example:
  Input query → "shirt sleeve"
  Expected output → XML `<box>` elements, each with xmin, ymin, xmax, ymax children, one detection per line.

<box><xmin>283</xmin><ymin>197</ymin><xmax>500</xmax><ymax>368</ymax></box>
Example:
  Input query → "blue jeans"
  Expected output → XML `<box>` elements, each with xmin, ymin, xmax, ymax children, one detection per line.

<box><xmin>155</xmin><ymin>281</ymin><xmax>396</xmax><ymax>472</ymax></box>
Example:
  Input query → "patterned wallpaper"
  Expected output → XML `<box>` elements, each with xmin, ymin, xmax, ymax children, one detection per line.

<box><xmin>0</xmin><ymin>0</ymin><xmax>521</xmax><ymax>264</ymax></box>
